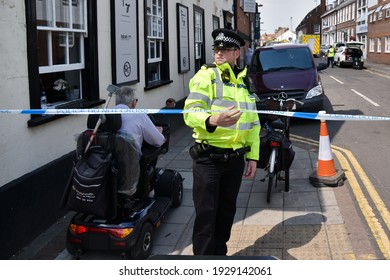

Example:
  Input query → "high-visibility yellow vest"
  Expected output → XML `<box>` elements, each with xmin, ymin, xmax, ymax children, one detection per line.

<box><xmin>328</xmin><ymin>47</ymin><xmax>335</xmax><ymax>57</ymax></box>
<box><xmin>184</xmin><ymin>62</ymin><xmax>260</xmax><ymax>161</ymax></box>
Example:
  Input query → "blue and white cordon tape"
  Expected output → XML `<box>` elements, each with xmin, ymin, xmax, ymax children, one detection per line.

<box><xmin>0</xmin><ymin>108</ymin><xmax>390</xmax><ymax>121</ymax></box>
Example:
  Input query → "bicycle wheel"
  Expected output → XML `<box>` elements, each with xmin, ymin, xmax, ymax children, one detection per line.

<box><xmin>267</xmin><ymin>147</ymin><xmax>277</xmax><ymax>203</ymax></box>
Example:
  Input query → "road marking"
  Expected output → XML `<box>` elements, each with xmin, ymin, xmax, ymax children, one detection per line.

<box><xmin>332</xmin><ymin>148</ymin><xmax>390</xmax><ymax>260</ymax></box>
<box><xmin>351</xmin><ymin>89</ymin><xmax>380</xmax><ymax>107</ymax></box>
<box><xmin>333</xmin><ymin>145</ymin><xmax>390</xmax><ymax>233</ymax></box>
<box><xmin>291</xmin><ymin>134</ymin><xmax>390</xmax><ymax>260</ymax></box>
<box><xmin>366</xmin><ymin>69</ymin><xmax>390</xmax><ymax>80</ymax></box>
<box><xmin>330</xmin><ymin>75</ymin><xmax>344</xmax><ymax>84</ymax></box>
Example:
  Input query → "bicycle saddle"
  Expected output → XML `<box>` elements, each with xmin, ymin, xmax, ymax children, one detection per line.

<box><xmin>269</xmin><ymin>118</ymin><xmax>286</xmax><ymax>130</ymax></box>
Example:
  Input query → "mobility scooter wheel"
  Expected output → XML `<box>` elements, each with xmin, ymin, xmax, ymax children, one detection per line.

<box><xmin>131</xmin><ymin>222</ymin><xmax>154</xmax><ymax>259</ymax></box>
<box><xmin>67</xmin><ymin>244</ymin><xmax>83</xmax><ymax>260</ymax></box>
<box><xmin>171</xmin><ymin>180</ymin><xmax>183</xmax><ymax>208</ymax></box>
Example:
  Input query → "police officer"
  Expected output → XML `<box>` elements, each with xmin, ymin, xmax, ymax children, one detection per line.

<box><xmin>183</xmin><ymin>28</ymin><xmax>261</xmax><ymax>255</ymax></box>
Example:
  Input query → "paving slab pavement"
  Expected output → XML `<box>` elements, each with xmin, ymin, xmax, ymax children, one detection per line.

<box><xmin>12</xmin><ymin>61</ymin><xmax>390</xmax><ymax>259</ymax></box>
<box><xmin>46</xmin><ymin>123</ymin><xmax>378</xmax><ymax>260</ymax></box>
<box><xmin>145</xmin><ymin>125</ymin><xmax>365</xmax><ymax>260</ymax></box>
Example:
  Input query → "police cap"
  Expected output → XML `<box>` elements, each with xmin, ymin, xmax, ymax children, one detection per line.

<box><xmin>212</xmin><ymin>28</ymin><xmax>245</xmax><ymax>49</ymax></box>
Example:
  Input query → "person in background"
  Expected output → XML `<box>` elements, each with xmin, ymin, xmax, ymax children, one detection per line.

<box><xmin>245</xmin><ymin>46</ymin><xmax>253</xmax><ymax>67</ymax></box>
<box><xmin>165</xmin><ymin>98</ymin><xmax>176</xmax><ymax>108</ymax></box>
<box><xmin>183</xmin><ymin>28</ymin><xmax>260</xmax><ymax>255</ymax></box>
<box><xmin>327</xmin><ymin>45</ymin><xmax>335</xmax><ymax>68</ymax></box>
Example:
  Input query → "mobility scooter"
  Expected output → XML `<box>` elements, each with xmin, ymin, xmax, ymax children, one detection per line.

<box><xmin>63</xmin><ymin>85</ymin><xmax>183</xmax><ymax>259</ymax></box>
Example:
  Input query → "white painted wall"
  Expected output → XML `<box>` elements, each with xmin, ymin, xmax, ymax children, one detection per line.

<box><xmin>0</xmin><ymin>0</ymin><xmax>87</xmax><ymax>186</ymax></box>
<box><xmin>0</xmin><ymin>0</ymin><xmax>232</xmax><ymax>187</ymax></box>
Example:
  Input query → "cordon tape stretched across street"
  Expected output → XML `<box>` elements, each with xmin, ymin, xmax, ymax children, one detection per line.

<box><xmin>1</xmin><ymin>108</ymin><xmax>390</xmax><ymax>122</ymax></box>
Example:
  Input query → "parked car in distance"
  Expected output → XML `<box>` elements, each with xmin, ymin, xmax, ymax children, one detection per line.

<box><xmin>320</xmin><ymin>44</ymin><xmax>329</xmax><ymax>57</ymax></box>
<box><xmin>334</xmin><ymin>42</ymin><xmax>364</xmax><ymax>68</ymax></box>
<box><xmin>248</xmin><ymin>43</ymin><xmax>327</xmax><ymax>113</ymax></box>
<box><xmin>334</xmin><ymin>42</ymin><xmax>345</xmax><ymax>52</ymax></box>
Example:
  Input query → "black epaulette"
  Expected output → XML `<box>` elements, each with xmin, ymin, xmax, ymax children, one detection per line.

<box><xmin>203</xmin><ymin>63</ymin><xmax>216</xmax><ymax>68</ymax></box>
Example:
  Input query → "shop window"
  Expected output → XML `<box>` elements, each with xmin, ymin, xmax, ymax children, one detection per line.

<box><xmin>26</xmin><ymin>0</ymin><xmax>102</xmax><ymax>126</ymax></box>
<box><xmin>144</xmin><ymin>0</ymin><xmax>171</xmax><ymax>89</ymax></box>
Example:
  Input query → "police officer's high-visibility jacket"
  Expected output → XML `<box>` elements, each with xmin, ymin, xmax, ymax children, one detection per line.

<box><xmin>184</xmin><ymin>62</ymin><xmax>260</xmax><ymax>161</ymax></box>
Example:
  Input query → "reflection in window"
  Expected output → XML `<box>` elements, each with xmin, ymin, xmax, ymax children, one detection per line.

<box><xmin>36</xmin><ymin>0</ymin><xmax>87</xmax><ymax>107</ymax></box>
<box><xmin>195</xmin><ymin>11</ymin><xmax>203</xmax><ymax>59</ymax></box>
<box><xmin>257</xmin><ymin>48</ymin><xmax>314</xmax><ymax>72</ymax></box>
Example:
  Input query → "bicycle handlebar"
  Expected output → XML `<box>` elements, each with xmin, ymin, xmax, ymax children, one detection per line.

<box><xmin>258</xmin><ymin>96</ymin><xmax>304</xmax><ymax>106</ymax></box>
<box><xmin>257</xmin><ymin>94</ymin><xmax>304</xmax><ymax>111</ymax></box>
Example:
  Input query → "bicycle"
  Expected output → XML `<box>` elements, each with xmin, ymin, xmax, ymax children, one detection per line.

<box><xmin>258</xmin><ymin>92</ymin><xmax>303</xmax><ymax>203</ymax></box>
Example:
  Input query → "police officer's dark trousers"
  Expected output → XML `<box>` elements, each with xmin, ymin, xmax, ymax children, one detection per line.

<box><xmin>192</xmin><ymin>155</ymin><xmax>245</xmax><ymax>255</ymax></box>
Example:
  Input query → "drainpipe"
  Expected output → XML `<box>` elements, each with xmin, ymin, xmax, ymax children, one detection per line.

<box><xmin>233</xmin><ymin>0</ymin><xmax>238</xmax><ymax>30</ymax></box>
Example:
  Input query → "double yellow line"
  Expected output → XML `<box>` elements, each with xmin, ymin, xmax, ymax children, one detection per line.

<box><xmin>291</xmin><ymin>134</ymin><xmax>390</xmax><ymax>260</ymax></box>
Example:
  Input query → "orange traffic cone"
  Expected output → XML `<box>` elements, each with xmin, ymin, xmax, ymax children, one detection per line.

<box><xmin>310</xmin><ymin>117</ymin><xmax>345</xmax><ymax>188</ymax></box>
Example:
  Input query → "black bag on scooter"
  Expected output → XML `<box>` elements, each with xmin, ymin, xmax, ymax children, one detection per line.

<box><xmin>64</xmin><ymin>144</ymin><xmax>118</xmax><ymax>219</ymax></box>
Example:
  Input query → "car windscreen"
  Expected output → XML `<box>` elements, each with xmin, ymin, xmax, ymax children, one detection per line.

<box><xmin>253</xmin><ymin>47</ymin><xmax>314</xmax><ymax>72</ymax></box>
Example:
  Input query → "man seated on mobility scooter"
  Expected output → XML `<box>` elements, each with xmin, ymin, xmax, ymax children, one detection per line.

<box><xmin>114</xmin><ymin>86</ymin><xmax>166</xmax><ymax>208</ymax></box>
<box><xmin>64</xmin><ymin>86</ymin><xmax>183</xmax><ymax>259</ymax></box>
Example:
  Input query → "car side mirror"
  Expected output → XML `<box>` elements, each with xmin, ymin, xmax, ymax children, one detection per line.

<box><xmin>317</xmin><ymin>62</ymin><xmax>327</xmax><ymax>71</ymax></box>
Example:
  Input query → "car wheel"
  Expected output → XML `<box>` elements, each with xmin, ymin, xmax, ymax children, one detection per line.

<box><xmin>131</xmin><ymin>222</ymin><xmax>153</xmax><ymax>259</ymax></box>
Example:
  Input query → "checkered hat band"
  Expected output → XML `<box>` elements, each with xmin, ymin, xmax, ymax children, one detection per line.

<box><xmin>214</xmin><ymin>32</ymin><xmax>240</xmax><ymax>47</ymax></box>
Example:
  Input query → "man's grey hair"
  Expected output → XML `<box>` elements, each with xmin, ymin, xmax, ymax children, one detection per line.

<box><xmin>115</xmin><ymin>86</ymin><xmax>137</xmax><ymax>105</ymax></box>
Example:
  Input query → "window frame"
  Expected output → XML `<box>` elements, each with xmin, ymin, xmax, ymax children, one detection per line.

<box><xmin>385</xmin><ymin>36</ymin><xmax>390</xmax><ymax>53</ymax></box>
<box><xmin>25</xmin><ymin>0</ymin><xmax>103</xmax><ymax>127</ymax></box>
<box><xmin>377</xmin><ymin>37</ymin><xmax>382</xmax><ymax>53</ymax></box>
<box><xmin>144</xmin><ymin>0</ymin><xmax>171</xmax><ymax>90</ymax></box>
<box><xmin>193</xmin><ymin>5</ymin><xmax>205</xmax><ymax>73</ymax></box>
<box><xmin>212</xmin><ymin>15</ymin><xmax>220</xmax><ymax>30</ymax></box>
<box><xmin>36</xmin><ymin>0</ymin><xmax>87</xmax><ymax>74</ymax></box>
<box><xmin>369</xmin><ymin>38</ymin><xmax>375</xmax><ymax>52</ymax></box>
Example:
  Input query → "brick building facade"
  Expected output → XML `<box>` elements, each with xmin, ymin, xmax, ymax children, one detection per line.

<box><xmin>367</xmin><ymin>0</ymin><xmax>390</xmax><ymax>64</ymax></box>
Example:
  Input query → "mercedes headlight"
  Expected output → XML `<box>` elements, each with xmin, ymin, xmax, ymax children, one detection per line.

<box><xmin>306</xmin><ymin>85</ymin><xmax>323</xmax><ymax>99</ymax></box>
